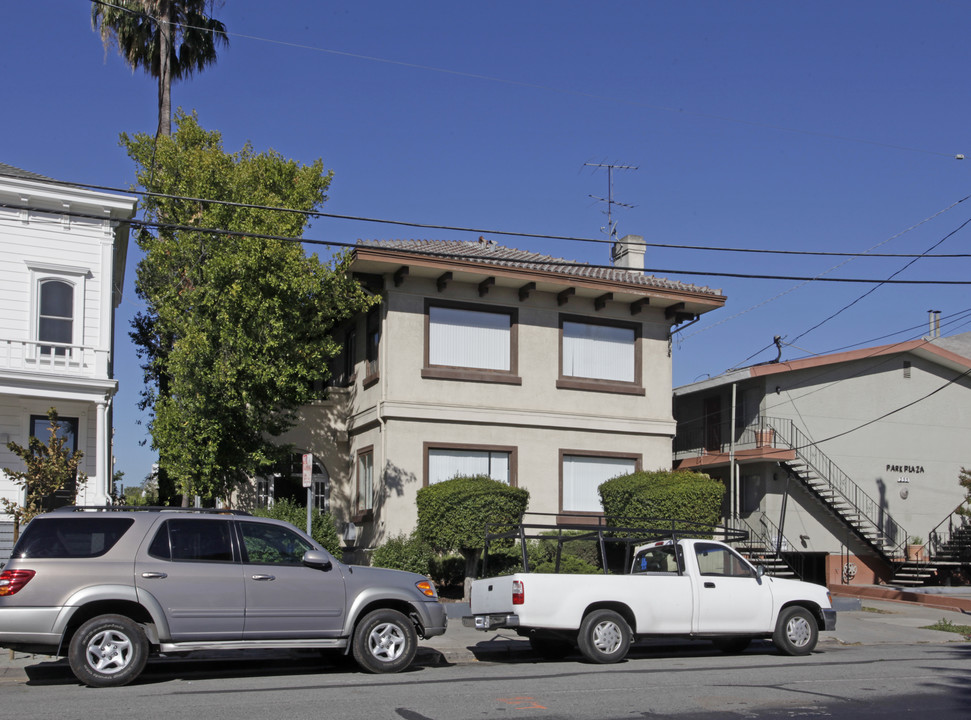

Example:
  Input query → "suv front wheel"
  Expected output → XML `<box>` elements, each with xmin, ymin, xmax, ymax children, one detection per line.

<box><xmin>68</xmin><ymin>614</ymin><xmax>149</xmax><ymax>687</ymax></box>
<box><xmin>352</xmin><ymin>608</ymin><xmax>417</xmax><ymax>673</ymax></box>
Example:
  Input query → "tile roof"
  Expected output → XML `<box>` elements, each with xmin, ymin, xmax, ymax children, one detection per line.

<box><xmin>357</xmin><ymin>238</ymin><xmax>722</xmax><ymax>296</ymax></box>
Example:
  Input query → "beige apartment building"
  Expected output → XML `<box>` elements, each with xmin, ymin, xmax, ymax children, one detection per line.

<box><xmin>266</xmin><ymin>236</ymin><xmax>724</xmax><ymax>558</ymax></box>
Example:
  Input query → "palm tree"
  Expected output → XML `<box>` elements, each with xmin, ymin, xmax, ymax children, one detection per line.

<box><xmin>92</xmin><ymin>1</ymin><xmax>228</xmax><ymax>136</ymax></box>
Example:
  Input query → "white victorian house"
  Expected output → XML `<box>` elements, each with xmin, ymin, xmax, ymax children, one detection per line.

<box><xmin>0</xmin><ymin>163</ymin><xmax>136</xmax><ymax>531</ymax></box>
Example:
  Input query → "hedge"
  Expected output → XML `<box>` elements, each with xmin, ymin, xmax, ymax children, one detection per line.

<box><xmin>598</xmin><ymin>469</ymin><xmax>725</xmax><ymax>531</ymax></box>
<box><xmin>416</xmin><ymin>475</ymin><xmax>529</xmax><ymax>554</ymax></box>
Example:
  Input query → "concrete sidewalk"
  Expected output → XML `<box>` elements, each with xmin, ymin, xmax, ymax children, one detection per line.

<box><xmin>3</xmin><ymin>593</ymin><xmax>968</xmax><ymax>684</ymax></box>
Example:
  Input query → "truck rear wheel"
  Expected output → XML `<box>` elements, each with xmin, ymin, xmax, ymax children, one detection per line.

<box><xmin>578</xmin><ymin>609</ymin><xmax>630</xmax><ymax>664</ymax></box>
<box><xmin>773</xmin><ymin>606</ymin><xmax>818</xmax><ymax>656</ymax></box>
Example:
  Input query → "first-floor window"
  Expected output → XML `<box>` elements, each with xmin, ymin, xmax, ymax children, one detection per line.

<box><xmin>357</xmin><ymin>447</ymin><xmax>374</xmax><ymax>511</ymax></box>
<box><xmin>427</xmin><ymin>447</ymin><xmax>511</xmax><ymax>485</ymax></box>
<box><xmin>561</xmin><ymin>453</ymin><xmax>637</xmax><ymax>512</ymax></box>
<box><xmin>29</xmin><ymin>414</ymin><xmax>80</xmax><ymax>509</ymax></box>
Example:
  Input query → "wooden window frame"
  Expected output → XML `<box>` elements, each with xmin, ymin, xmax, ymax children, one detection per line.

<box><xmin>557</xmin><ymin>314</ymin><xmax>644</xmax><ymax>396</ymax></box>
<box><xmin>422</xmin><ymin>299</ymin><xmax>521</xmax><ymax>385</ymax></box>
<box><xmin>422</xmin><ymin>441</ymin><xmax>518</xmax><ymax>488</ymax></box>
<box><xmin>558</xmin><ymin>449</ymin><xmax>641</xmax><ymax>516</ymax></box>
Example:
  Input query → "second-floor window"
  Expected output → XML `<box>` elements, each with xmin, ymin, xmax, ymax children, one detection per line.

<box><xmin>38</xmin><ymin>280</ymin><xmax>74</xmax><ymax>356</ymax></box>
<box><xmin>429</xmin><ymin>306</ymin><xmax>510</xmax><ymax>370</ymax></box>
<box><xmin>558</xmin><ymin>316</ymin><xmax>643</xmax><ymax>395</ymax></box>
<box><xmin>423</xmin><ymin>301</ymin><xmax>521</xmax><ymax>384</ymax></box>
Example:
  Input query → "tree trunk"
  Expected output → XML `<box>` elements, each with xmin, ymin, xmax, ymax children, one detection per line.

<box><xmin>157</xmin><ymin>0</ymin><xmax>173</xmax><ymax>137</ymax></box>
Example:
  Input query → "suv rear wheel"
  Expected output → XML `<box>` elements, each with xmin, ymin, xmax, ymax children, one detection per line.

<box><xmin>68</xmin><ymin>614</ymin><xmax>149</xmax><ymax>687</ymax></box>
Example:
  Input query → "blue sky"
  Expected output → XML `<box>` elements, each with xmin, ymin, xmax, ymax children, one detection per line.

<box><xmin>3</xmin><ymin>1</ymin><xmax>970</xmax><ymax>487</ymax></box>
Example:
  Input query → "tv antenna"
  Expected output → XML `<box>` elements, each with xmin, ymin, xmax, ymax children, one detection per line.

<box><xmin>585</xmin><ymin>162</ymin><xmax>638</xmax><ymax>243</ymax></box>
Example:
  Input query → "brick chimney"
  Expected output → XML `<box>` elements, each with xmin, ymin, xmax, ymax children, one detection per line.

<box><xmin>612</xmin><ymin>234</ymin><xmax>645</xmax><ymax>270</ymax></box>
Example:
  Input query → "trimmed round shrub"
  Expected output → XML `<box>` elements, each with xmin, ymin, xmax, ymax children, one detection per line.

<box><xmin>599</xmin><ymin>469</ymin><xmax>725</xmax><ymax>534</ymax></box>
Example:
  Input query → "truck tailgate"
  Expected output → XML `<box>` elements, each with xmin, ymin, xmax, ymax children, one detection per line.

<box><xmin>470</xmin><ymin>576</ymin><xmax>517</xmax><ymax>615</ymax></box>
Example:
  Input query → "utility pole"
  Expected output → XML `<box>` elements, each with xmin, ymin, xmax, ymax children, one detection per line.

<box><xmin>585</xmin><ymin>162</ymin><xmax>638</xmax><ymax>254</ymax></box>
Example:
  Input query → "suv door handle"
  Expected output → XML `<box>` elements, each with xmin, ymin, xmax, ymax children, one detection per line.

<box><xmin>141</xmin><ymin>572</ymin><xmax>168</xmax><ymax>579</ymax></box>
<box><xmin>704</xmin><ymin>581</ymin><xmax>716</xmax><ymax>588</ymax></box>
<box><xmin>251</xmin><ymin>574</ymin><xmax>276</xmax><ymax>581</ymax></box>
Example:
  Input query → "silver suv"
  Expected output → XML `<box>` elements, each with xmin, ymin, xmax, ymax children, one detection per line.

<box><xmin>0</xmin><ymin>507</ymin><xmax>447</xmax><ymax>686</ymax></box>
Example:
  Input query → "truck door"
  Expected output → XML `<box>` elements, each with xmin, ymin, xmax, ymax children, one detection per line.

<box><xmin>691</xmin><ymin>542</ymin><xmax>773</xmax><ymax>634</ymax></box>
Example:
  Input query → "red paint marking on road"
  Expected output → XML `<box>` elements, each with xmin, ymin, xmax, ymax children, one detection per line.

<box><xmin>498</xmin><ymin>696</ymin><xmax>548</xmax><ymax>710</ymax></box>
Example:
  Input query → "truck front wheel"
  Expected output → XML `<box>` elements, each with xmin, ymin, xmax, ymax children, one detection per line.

<box><xmin>773</xmin><ymin>606</ymin><xmax>818</xmax><ymax>656</ymax></box>
<box><xmin>578</xmin><ymin>609</ymin><xmax>631</xmax><ymax>664</ymax></box>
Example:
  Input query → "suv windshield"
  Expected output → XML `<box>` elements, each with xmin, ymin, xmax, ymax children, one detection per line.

<box><xmin>12</xmin><ymin>517</ymin><xmax>135</xmax><ymax>559</ymax></box>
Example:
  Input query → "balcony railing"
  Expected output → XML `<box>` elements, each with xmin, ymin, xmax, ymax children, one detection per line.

<box><xmin>0</xmin><ymin>338</ymin><xmax>109</xmax><ymax>379</ymax></box>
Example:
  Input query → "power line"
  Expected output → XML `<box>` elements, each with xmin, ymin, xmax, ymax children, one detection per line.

<box><xmin>681</xmin><ymin>194</ymin><xmax>971</xmax><ymax>342</ymax></box>
<box><xmin>790</xmin><ymin>214</ymin><xmax>971</xmax><ymax>344</ymax></box>
<box><xmin>5</xmin><ymin>201</ymin><xmax>971</xmax><ymax>286</ymax></box>
<box><xmin>4</xmin><ymin>171</ymin><xmax>971</xmax><ymax>260</ymax></box>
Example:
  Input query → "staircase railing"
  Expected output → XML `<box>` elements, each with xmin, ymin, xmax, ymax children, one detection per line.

<box><xmin>731</xmin><ymin>513</ymin><xmax>807</xmax><ymax>580</ymax></box>
<box><xmin>927</xmin><ymin>501</ymin><xmax>971</xmax><ymax>563</ymax></box>
<box><xmin>674</xmin><ymin>415</ymin><xmax>908</xmax><ymax>562</ymax></box>
<box><xmin>764</xmin><ymin>417</ymin><xmax>908</xmax><ymax>562</ymax></box>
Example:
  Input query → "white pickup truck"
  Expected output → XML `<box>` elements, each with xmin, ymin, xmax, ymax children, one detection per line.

<box><xmin>464</xmin><ymin>530</ymin><xmax>836</xmax><ymax>663</ymax></box>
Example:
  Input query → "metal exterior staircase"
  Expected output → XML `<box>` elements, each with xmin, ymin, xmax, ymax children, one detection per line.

<box><xmin>761</xmin><ymin>418</ymin><xmax>908</xmax><ymax>565</ymax></box>
<box><xmin>732</xmin><ymin>514</ymin><xmax>802</xmax><ymax>580</ymax></box>
<box><xmin>891</xmin><ymin>503</ymin><xmax>971</xmax><ymax>586</ymax></box>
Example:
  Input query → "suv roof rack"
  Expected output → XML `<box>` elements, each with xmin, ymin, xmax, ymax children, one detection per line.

<box><xmin>53</xmin><ymin>505</ymin><xmax>252</xmax><ymax>516</ymax></box>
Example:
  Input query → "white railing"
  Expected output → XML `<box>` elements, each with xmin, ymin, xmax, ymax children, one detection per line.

<box><xmin>0</xmin><ymin>338</ymin><xmax>109</xmax><ymax>378</ymax></box>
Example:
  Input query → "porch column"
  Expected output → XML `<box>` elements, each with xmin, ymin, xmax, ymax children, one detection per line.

<box><xmin>94</xmin><ymin>399</ymin><xmax>109</xmax><ymax>505</ymax></box>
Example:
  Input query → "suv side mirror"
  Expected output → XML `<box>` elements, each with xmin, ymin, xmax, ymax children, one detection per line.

<box><xmin>303</xmin><ymin>550</ymin><xmax>333</xmax><ymax>571</ymax></box>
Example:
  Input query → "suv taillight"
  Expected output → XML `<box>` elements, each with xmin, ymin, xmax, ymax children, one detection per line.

<box><xmin>512</xmin><ymin>579</ymin><xmax>525</xmax><ymax>605</ymax></box>
<box><xmin>0</xmin><ymin>569</ymin><xmax>36</xmax><ymax>596</ymax></box>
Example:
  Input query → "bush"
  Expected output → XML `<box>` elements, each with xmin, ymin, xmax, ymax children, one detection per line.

<box><xmin>429</xmin><ymin>554</ymin><xmax>466</xmax><ymax>588</ymax></box>
<box><xmin>527</xmin><ymin>530</ymin><xmax>601</xmax><ymax>571</ymax></box>
<box><xmin>251</xmin><ymin>498</ymin><xmax>341</xmax><ymax>556</ymax></box>
<box><xmin>371</xmin><ymin>532</ymin><xmax>434</xmax><ymax>575</ymax></box>
<box><xmin>416</xmin><ymin>475</ymin><xmax>529</xmax><ymax>595</ymax></box>
<box><xmin>599</xmin><ymin>469</ymin><xmax>725</xmax><ymax>533</ymax></box>
<box><xmin>416</xmin><ymin>476</ymin><xmax>529</xmax><ymax>555</ymax></box>
<box><xmin>533</xmin><ymin>554</ymin><xmax>600</xmax><ymax>574</ymax></box>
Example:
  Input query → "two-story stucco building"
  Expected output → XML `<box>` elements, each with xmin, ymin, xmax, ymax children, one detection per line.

<box><xmin>262</xmin><ymin>235</ymin><xmax>725</xmax><ymax>558</ymax></box>
<box><xmin>0</xmin><ymin>163</ymin><xmax>136</xmax><ymax>538</ymax></box>
<box><xmin>673</xmin><ymin>325</ymin><xmax>971</xmax><ymax>587</ymax></box>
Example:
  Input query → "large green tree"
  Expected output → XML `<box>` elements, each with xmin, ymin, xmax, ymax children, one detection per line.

<box><xmin>125</xmin><ymin>110</ymin><xmax>374</xmax><ymax>502</ymax></box>
<box><xmin>92</xmin><ymin>0</ymin><xmax>228</xmax><ymax>136</ymax></box>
